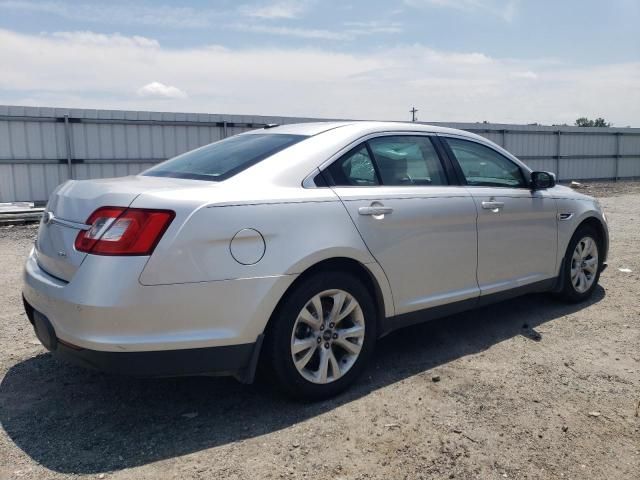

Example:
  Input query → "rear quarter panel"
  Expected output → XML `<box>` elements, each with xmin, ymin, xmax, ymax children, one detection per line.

<box><xmin>138</xmin><ymin>197</ymin><xmax>377</xmax><ymax>285</ymax></box>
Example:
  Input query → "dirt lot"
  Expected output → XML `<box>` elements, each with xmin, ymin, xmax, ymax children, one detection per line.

<box><xmin>1</xmin><ymin>182</ymin><xmax>639</xmax><ymax>480</ymax></box>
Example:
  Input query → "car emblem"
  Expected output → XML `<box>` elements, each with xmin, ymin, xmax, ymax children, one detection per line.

<box><xmin>57</xmin><ymin>251</ymin><xmax>67</xmax><ymax>257</ymax></box>
<box><xmin>43</xmin><ymin>211</ymin><xmax>54</xmax><ymax>225</ymax></box>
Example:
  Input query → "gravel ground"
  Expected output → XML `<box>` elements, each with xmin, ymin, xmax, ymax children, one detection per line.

<box><xmin>561</xmin><ymin>179</ymin><xmax>640</xmax><ymax>198</ymax></box>
<box><xmin>1</xmin><ymin>182</ymin><xmax>639</xmax><ymax>480</ymax></box>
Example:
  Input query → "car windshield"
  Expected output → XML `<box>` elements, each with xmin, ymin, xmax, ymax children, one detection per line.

<box><xmin>143</xmin><ymin>133</ymin><xmax>308</xmax><ymax>181</ymax></box>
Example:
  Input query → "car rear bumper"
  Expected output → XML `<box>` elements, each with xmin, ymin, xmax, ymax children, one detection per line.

<box><xmin>23</xmin><ymin>298</ymin><xmax>263</xmax><ymax>380</ymax></box>
<box><xmin>22</xmin><ymin>247</ymin><xmax>296</xmax><ymax>377</ymax></box>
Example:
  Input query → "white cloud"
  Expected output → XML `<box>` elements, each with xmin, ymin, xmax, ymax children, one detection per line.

<box><xmin>231</xmin><ymin>20</ymin><xmax>402</xmax><ymax>40</ymax></box>
<box><xmin>0</xmin><ymin>0</ymin><xmax>215</xmax><ymax>28</ymax></box>
<box><xmin>0</xmin><ymin>28</ymin><xmax>638</xmax><ymax>126</ymax></box>
<box><xmin>137</xmin><ymin>82</ymin><xmax>187</xmax><ymax>99</ymax></box>
<box><xmin>230</xmin><ymin>24</ymin><xmax>350</xmax><ymax>40</ymax></box>
<box><xmin>50</xmin><ymin>31</ymin><xmax>159</xmax><ymax>48</ymax></box>
<box><xmin>239</xmin><ymin>1</ymin><xmax>308</xmax><ymax>19</ymax></box>
<box><xmin>404</xmin><ymin>0</ymin><xmax>520</xmax><ymax>22</ymax></box>
<box><xmin>343</xmin><ymin>21</ymin><xmax>403</xmax><ymax>35</ymax></box>
<box><xmin>510</xmin><ymin>71</ymin><xmax>538</xmax><ymax>80</ymax></box>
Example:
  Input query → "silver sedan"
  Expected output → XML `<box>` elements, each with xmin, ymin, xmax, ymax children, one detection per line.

<box><xmin>23</xmin><ymin>121</ymin><xmax>608</xmax><ymax>399</ymax></box>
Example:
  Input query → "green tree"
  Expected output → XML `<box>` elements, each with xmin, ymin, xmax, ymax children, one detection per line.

<box><xmin>575</xmin><ymin>117</ymin><xmax>611</xmax><ymax>127</ymax></box>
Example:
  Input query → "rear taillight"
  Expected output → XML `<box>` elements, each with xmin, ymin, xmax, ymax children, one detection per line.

<box><xmin>75</xmin><ymin>207</ymin><xmax>175</xmax><ymax>256</ymax></box>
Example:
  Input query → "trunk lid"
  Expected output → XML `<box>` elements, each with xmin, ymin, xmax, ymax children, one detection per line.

<box><xmin>35</xmin><ymin>175</ymin><xmax>198</xmax><ymax>281</ymax></box>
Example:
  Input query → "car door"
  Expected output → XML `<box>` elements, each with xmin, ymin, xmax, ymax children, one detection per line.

<box><xmin>441</xmin><ymin>136</ymin><xmax>558</xmax><ymax>296</ymax></box>
<box><xmin>324</xmin><ymin>134</ymin><xmax>479</xmax><ymax>315</ymax></box>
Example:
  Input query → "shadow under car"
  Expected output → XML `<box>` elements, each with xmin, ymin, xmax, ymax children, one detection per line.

<box><xmin>0</xmin><ymin>287</ymin><xmax>604</xmax><ymax>474</ymax></box>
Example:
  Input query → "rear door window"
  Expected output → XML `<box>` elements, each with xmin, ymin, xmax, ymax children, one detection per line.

<box><xmin>327</xmin><ymin>135</ymin><xmax>449</xmax><ymax>187</ymax></box>
<box><xmin>143</xmin><ymin>133</ymin><xmax>307</xmax><ymax>181</ymax></box>
<box><xmin>367</xmin><ymin>136</ymin><xmax>448</xmax><ymax>186</ymax></box>
<box><xmin>327</xmin><ymin>145</ymin><xmax>379</xmax><ymax>186</ymax></box>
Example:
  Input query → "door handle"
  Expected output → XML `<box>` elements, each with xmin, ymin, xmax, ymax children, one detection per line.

<box><xmin>358</xmin><ymin>206</ymin><xmax>393</xmax><ymax>216</ymax></box>
<box><xmin>481</xmin><ymin>201</ymin><xmax>504</xmax><ymax>211</ymax></box>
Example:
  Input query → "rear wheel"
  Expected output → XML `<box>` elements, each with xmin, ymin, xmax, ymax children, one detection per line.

<box><xmin>266</xmin><ymin>271</ymin><xmax>377</xmax><ymax>400</ymax></box>
<box><xmin>557</xmin><ymin>225</ymin><xmax>602</xmax><ymax>302</ymax></box>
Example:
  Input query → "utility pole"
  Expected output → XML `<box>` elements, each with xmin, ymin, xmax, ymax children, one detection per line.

<box><xmin>410</xmin><ymin>107</ymin><xmax>418</xmax><ymax>122</ymax></box>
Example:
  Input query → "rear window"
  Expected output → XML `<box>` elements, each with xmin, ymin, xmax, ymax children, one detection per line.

<box><xmin>143</xmin><ymin>133</ymin><xmax>307</xmax><ymax>181</ymax></box>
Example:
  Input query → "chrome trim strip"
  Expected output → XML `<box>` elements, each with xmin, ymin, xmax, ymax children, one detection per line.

<box><xmin>49</xmin><ymin>214</ymin><xmax>91</xmax><ymax>231</ymax></box>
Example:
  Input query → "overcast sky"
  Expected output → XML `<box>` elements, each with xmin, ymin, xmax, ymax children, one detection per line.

<box><xmin>0</xmin><ymin>0</ymin><xmax>638</xmax><ymax>125</ymax></box>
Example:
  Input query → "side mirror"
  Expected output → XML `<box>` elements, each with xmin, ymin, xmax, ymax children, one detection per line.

<box><xmin>531</xmin><ymin>171</ymin><xmax>556</xmax><ymax>190</ymax></box>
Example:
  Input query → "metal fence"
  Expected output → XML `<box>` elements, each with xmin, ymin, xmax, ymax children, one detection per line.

<box><xmin>1</xmin><ymin>105</ymin><xmax>639</xmax><ymax>203</ymax></box>
<box><xmin>433</xmin><ymin>121</ymin><xmax>640</xmax><ymax>182</ymax></box>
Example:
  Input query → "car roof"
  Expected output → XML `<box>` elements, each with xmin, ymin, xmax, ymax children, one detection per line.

<box><xmin>242</xmin><ymin>121</ymin><xmax>354</xmax><ymax>136</ymax></box>
<box><xmin>243</xmin><ymin>120</ymin><xmax>485</xmax><ymax>140</ymax></box>
<box><xmin>232</xmin><ymin>120</ymin><xmax>532</xmax><ymax>187</ymax></box>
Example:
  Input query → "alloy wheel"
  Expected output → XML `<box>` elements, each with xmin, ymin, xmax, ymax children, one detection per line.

<box><xmin>570</xmin><ymin>236</ymin><xmax>599</xmax><ymax>293</ymax></box>
<box><xmin>290</xmin><ymin>289</ymin><xmax>365</xmax><ymax>384</ymax></box>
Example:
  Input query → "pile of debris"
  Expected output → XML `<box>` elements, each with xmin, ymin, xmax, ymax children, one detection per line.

<box><xmin>0</xmin><ymin>203</ymin><xmax>44</xmax><ymax>226</ymax></box>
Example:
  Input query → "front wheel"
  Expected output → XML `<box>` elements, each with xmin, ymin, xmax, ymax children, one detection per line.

<box><xmin>557</xmin><ymin>225</ymin><xmax>602</xmax><ymax>302</ymax></box>
<box><xmin>266</xmin><ymin>272</ymin><xmax>377</xmax><ymax>400</ymax></box>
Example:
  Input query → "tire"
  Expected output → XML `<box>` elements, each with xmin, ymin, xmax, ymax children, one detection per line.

<box><xmin>556</xmin><ymin>225</ymin><xmax>602</xmax><ymax>303</ymax></box>
<box><xmin>265</xmin><ymin>271</ymin><xmax>377</xmax><ymax>400</ymax></box>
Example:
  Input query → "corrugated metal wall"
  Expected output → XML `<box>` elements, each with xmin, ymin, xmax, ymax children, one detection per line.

<box><xmin>432</xmin><ymin>121</ymin><xmax>640</xmax><ymax>184</ymax></box>
<box><xmin>1</xmin><ymin>105</ymin><xmax>639</xmax><ymax>202</ymax></box>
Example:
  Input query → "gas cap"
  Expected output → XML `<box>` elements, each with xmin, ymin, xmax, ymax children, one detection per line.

<box><xmin>230</xmin><ymin>228</ymin><xmax>266</xmax><ymax>265</ymax></box>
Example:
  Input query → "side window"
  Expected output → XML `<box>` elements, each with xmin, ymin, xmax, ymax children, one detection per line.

<box><xmin>367</xmin><ymin>136</ymin><xmax>448</xmax><ymax>186</ymax></box>
<box><xmin>446</xmin><ymin>138</ymin><xmax>526</xmax><ymax>188</ymax></box>
<box><xmin>327</xmin><ymin>145</ymin><xmax>379</xmax><ymax>186</ymax></box>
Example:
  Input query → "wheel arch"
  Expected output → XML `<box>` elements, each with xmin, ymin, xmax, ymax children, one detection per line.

<box><xmin>263</xmin><ymin>257</ymin><xmax>392</xmax><ymax>342</ymax></box>
<box><xmin>553</xmin><ymin>213</ymin><xmax>608</xmax><ymax>293</ymax></box>
<box><xmin>576</xmin><ymin>216</ymin><xmax>608</xmax><ymax>261</ymax></box>
<box><xmin>557</xmin><ymin>211</ymin><xmax>609</xmax><ymax>272</ymax></box>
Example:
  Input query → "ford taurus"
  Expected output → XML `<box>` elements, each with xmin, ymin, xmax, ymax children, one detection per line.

<box><xmin>22</xmin><ymin>122</ymin><xmax>608</xmax><ymax>399</ymax></box>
